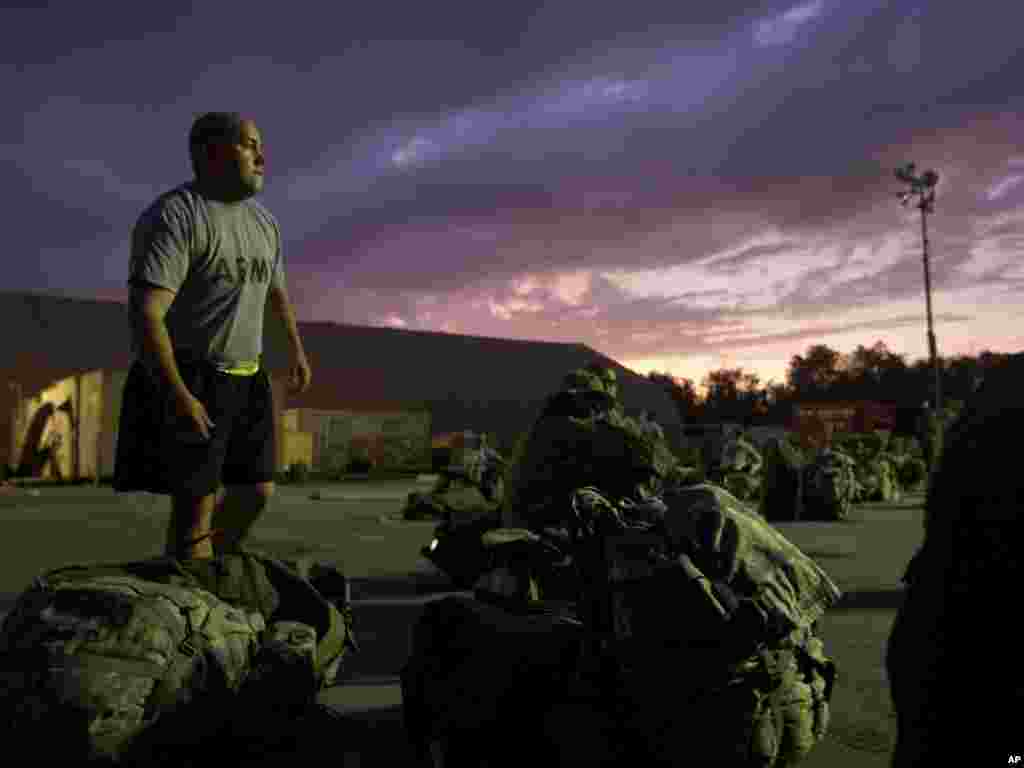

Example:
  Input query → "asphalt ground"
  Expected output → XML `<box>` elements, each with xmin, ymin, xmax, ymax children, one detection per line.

<box><xmin>0</xmin><ymin>481</ymin><xmax>924</xmax><ymax>766</ymax></box>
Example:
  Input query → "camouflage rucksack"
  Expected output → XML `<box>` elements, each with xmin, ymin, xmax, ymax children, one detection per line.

<box><xmin>803</xmin><ymin>449</ymin><xmax>856</xmax><ymax>520</ymax></box>
<box><xmin>0</xmin><ymin>558</ymin><xmax>266</xmax><ymax>764</ymax></box>
<box><xmin>220</xmin><ymin>557</ymin><xmax>357</xmax><ymax>760</ymax></box>
<box><xmin>166</xmin><ymin>551</ymin><xmax>355</xmax><ymax>698</ymax></box>
<box><xmin>0</xmin><ymin>553</ymin><xmax>354</xmax><ymax>765</ymax></box>
<box><xmin>504</xmin><ymin>382</ymin><xmax>676</xmax><ymax>529</ymax></box>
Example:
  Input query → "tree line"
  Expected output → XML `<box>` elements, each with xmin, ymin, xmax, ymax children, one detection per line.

<box><xmin>647</xmin><ymin>341</ymin><xmax>1016</xmax><ymax>428</ymax></box>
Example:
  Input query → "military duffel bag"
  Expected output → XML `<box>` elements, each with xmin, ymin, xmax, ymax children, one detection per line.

<box><xmin>401</xmin><ymin>595</ymin><xmax>584</xmax><ymax>765</ymax></box>
<box><xmin>0</xmin><ymin>552</ymin><xmax>354</xmax><ymax>766</ymax></box>
<box><xmin>0</xmin><ymin>557</ymin><xmax>267</xmax><ymax>765</ymax></box>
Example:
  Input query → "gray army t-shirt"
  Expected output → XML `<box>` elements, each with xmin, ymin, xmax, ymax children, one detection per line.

<box><xmin>128</xmin><ymin>181</ymin><xmax>285</xmax><ymax>368</ymax></box>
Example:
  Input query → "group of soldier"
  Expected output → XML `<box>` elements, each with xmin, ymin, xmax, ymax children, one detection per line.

<box><xmin>413</xmin><ymin>357</ymin><xmax>1015</xmax><ymax>767</ymax></box>
<box><xmin>403</xmin><ymin>362</ymin><xmax>841</xmax><ymax>766</ymax></box>
<box><xmin>1</xmin><ymin>348</ymin><xmax>1015</xmax><ymax>765</ymax></box>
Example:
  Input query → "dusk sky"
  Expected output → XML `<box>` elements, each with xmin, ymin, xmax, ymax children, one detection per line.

<box><xmin>6</xmin><ymin>1</ymin><xmax>1023</xmax><ymax>393</ymax></box>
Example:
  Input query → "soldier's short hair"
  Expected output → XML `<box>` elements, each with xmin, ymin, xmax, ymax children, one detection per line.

<box><xmin>189</xmin><ymin>112</ymin><xmax>245</xmax><ymax>178</ymax></box>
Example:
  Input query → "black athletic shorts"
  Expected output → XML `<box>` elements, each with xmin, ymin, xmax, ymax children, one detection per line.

<box><xmin>113</xmin><ymin>350</ymin><xmax>276</xmax><ymax>497</ymax></box>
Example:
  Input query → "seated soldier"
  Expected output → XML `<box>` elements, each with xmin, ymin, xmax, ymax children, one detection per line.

<box><xmin>887</xmin><ymin>355</ymin><xmax>1024</xmax><ymax>764</ymax></box>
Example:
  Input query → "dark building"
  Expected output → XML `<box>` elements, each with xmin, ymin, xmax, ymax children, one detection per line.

<box><xmin>0</xmin><ymin>291</ymin><xmax>683</xmax><ymax>474</ymax></box>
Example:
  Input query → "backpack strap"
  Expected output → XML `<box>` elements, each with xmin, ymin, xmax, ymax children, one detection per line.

<box><xmin>144</xmin><ymin>599</ymin><xmax>209</xmax><ymax>713</ymax></box>
<box><xmin>243</xmin><ymin>552</ymin><xmax>352</xmax><ymax>679</ymax></box>
<box><xmin>171</xmin><ymin>529</ymin><xmax>224</xmax><ymax>559</ymax></box>
<box><xmin>241</xmin><ymin>552</ymin><xmax>278</xmax><ymax>619</ymax></box>
<box><xmin>171</xmin><ymin>555</ymin><xmax>281</xmax><ymax>620</ymax></box>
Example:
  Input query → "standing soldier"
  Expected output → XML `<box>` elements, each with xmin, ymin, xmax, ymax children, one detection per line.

<box><xmin>114</xmin><ymin>112</ymin><xmax>312</xmax><ymax>560</ymax></box>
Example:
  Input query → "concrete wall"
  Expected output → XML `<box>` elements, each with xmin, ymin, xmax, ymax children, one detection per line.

<box><xmin>281</xmin><ymin>407</ymin><xmax>431</xmax><ymax>473</ymax></box>
<box><xmin>281</xmin><ymin>408</ymin><xmax>338</xmax><ymax>468</ymax></box>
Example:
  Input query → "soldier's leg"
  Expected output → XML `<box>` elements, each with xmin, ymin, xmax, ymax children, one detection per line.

<box><xmin>111</xmin><ymin>361</ymin><xmax>205</xmax><ymax>553</ymax></box>
<box><xmin>215</xmin><ymin>369</ymin><xmax>277</xmax><ymax>552</ymax></box>
<box><xmin>161</xmin><ymin>358</ymin><xmax>237</xmax><ymax>559</ymax></box>
<box><xmin>166</xmin><ymin>492</ymin><xmax>220</xmax><ymax>559</ymax></box>
<box><xmin>213</xmin><ymin>481</ymin><xmax>275</xmax><ymax>553</ymax></box>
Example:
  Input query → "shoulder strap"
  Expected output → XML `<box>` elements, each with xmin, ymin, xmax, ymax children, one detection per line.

<box><xmin>241</xmin><ymin>552</ymin><xmax>277</xmax><ymax>618</ymax></box>
<box><xmin>249</xmin><ymin>553</ymin><xmax>351</xmax><ymax>673</ymax></box>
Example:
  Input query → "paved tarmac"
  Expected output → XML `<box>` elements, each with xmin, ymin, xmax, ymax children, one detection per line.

<box><xmin>0</xmin><ymin>481</ymin><xmax>925</xmax><ymax>766</ymax></box>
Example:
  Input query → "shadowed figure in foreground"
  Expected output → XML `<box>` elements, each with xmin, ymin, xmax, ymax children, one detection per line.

<box><xmin>886</xmin><ymin>352</ymin><xmax>1024</xmax><ymax>765</ymax></box>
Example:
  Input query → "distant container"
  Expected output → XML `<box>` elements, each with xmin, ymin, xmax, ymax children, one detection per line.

<box><xmin>791</xmin><ymin>401</ymin><xmax>899</xmax><ymax>436</ymax></box>
<box><xmin>280</xmin><ymin>406</ymin><xmax>431</xmax><ymax>474</ymax></box>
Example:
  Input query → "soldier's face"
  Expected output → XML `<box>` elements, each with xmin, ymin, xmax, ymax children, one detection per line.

<box><xmin>205</xmin><ymin>120</ymin><xmax>265</xmax><ymax>197</ymax></box>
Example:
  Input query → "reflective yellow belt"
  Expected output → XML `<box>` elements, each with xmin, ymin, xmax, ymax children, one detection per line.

<box><xmin>215</xmin><ymin>360</ymin><xmax>261</xmax><ymax>376</ymax></box>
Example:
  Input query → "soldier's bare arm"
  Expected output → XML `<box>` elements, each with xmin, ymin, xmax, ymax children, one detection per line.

<box><xmin>129</xmin><ymin>281</ymin><xmax>191</xmax><ymax>401</ymax></box>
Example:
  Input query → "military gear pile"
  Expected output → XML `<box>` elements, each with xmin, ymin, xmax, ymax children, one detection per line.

<box><xmin>802</xmin><ymin>448</ymin><xmax>857</xmax><ymax>520</ymax></box>
<box><xmin>403</xmin><ymin>435</ymin><xmax>507</xmax><ymax>521</ymax></box>
<box><xmin>722</xmin><ymin>434</ymin><xmax>763</xmax><ymax>475</ymax></box>
<box><xmin>894</xmin><ymin>455</ymin><xmax>927</xmax><ymax>492</ymax></box>
<box><xmin>659</xmin><ymin>483</ymin><xmax>841</xmax><ymax>633</ymax></box>
<box><xmin>829</xmin><ymin>432</ymin><xmax>931</xmax><ymax>502</ymax></box>
<box><xmin>585</xmin><ymin>483</ymin><xmax>840</xmax><ymax>765</ymax></box>
<box><xmin>407</xmin><ymin>481</ymin><xmax>841</xmax><ymax>766</ymax></box>
<box><xmin>0</xmin><ymin>558</ymin><xmax>265</xmax><ymax>764</ymax></box>
<box><xmin>401</xmin><ymin>594</ymin><xmax>583</xmax><ymax>762</ymax></box>
<box><xmin>853</xmin><ymin>454</ymin><xmax>901</xmax><ymax>503</ymax></box>
<box><xmin>704</xmin><ymin>433</ymin><xmax>761</xmax><ymax>502</ymax></box>
<box><xmin>406</xmin><ymin>366</ymin><xmax>843</xmax><ymax>766</ymax></box>
<box><xmin>664</xmin><ymin>463</ymin><xmax>703</xmax><ymax>489</ymax></box>
<box><xmin>420</xmin><ymin>514</ymin><xmax>508</xmax><ymax>590</ymax></box>
<box><xmin>502</xmin><ymin>367</ymin><xmax>678</xmax><ymax>530</ymax></box>
<box><xmin>403</xmin><ymin>480</ymin><xmax>499</xmax><ymax>524</ymax></box>
<box><xmin>0</xmin><ymin>551</ymin><xmax>355</xmax><ymax>765</ymax></box>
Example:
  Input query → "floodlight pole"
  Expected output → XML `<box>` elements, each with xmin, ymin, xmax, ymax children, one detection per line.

<box><xmin>896</xmin><ymin>163</ymin><xmax>943</xmax><ymax>413</ymax></box>
<box><xmin>919</xmin><ymin>198</ymin><xmax>941</xmax><ymax>413</ymax></box>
